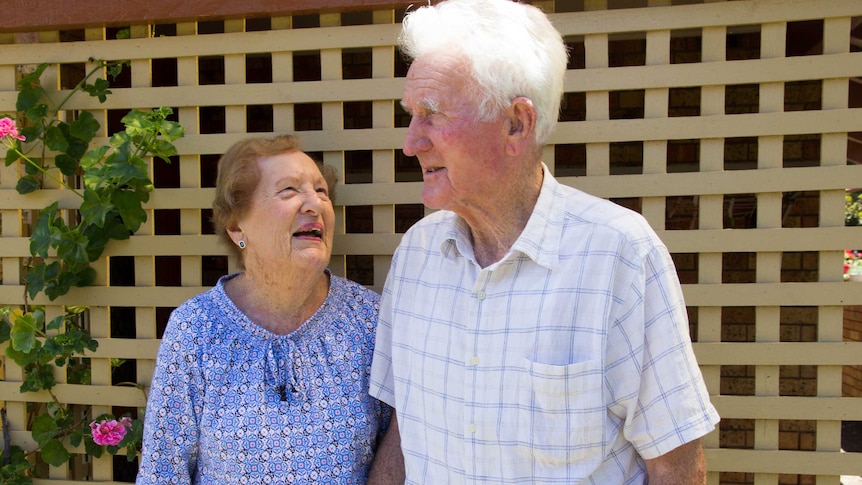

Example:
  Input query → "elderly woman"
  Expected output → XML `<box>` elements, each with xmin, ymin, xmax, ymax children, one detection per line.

<box><xmin>136</xmin><ymin>135</ymin><xmax>391</xmax><ymax>484</ymax></box>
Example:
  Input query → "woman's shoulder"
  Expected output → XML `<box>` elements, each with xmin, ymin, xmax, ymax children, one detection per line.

<box><xmin>163</xmin><ymin>277</ymin><xmax>238</xmax><ymax>340</ymax></box>
<box><xmin>330</xmin><ymin>274</ymin><xmax>380</xmax><ymax>304</ymax></box>
<box><xmin>327</xmin><ymin>274</ymin><xmax>379</xmax><ymax>331</ymax></box>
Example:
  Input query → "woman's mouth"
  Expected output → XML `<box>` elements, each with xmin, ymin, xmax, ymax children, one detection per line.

<box><xmin>293</xmin><ymin>225</ymin><xmax>324</xmax><ymax>239</ymax></box>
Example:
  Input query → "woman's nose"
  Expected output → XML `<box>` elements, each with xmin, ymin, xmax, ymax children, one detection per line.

<box><xmin>301</xmin><ymin>191</ymin><xmax>324</xmax><ymax>215</ymax></box>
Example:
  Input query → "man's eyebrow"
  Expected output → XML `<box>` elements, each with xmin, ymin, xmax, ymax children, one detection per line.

<box><xmin>400</xmin><ymin>98</ymin><xmax>440</xmax><ymax>115</ymax></box>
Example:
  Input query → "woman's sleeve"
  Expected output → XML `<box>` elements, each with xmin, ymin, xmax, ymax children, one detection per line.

<box><xmin>135</xmin><ymin>306</ymin><xmax>205</xmax><ymax>484</ymax></box>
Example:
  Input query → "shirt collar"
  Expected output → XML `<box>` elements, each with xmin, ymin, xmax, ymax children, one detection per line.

<box><xmin>440</xmin><ymin>163</ymin><xmax>563</xmax><ymax>269</ymax></box>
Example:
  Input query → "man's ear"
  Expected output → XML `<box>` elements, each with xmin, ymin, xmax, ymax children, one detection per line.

<box><xmin>505</xmin><ymin>97</ymin><xmax>537</xmax><ymax>155</ymax></box>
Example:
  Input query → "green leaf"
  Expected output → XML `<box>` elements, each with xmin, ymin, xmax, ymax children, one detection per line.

<box><xmin>45</xmin><ymin>269</ymin><xmax>76</xmax><ymax>301</ymax></box>
<box><xmin>113</xmin><ymin>190</ymin><xmax>148</xmax><ymax>233</ymax></box>
<box><xmin>15</xmin><ymin>175</ymin><xmax>42</xmax><ymax>194</ymax></box>
<box><xmin>66</xmin><ymin>136</ymin><xmax>89</xmax><ymax>159</ymax></box>
<box><xmin>44</xmin><ymin>125</ymin><xmax>69</xmax><ymax>153</ymax></box>
<box><xmin>30</xmin><ymin>203</ymin><xmax>58</xmax><ymax>258</ymax></box>
<box><xmin>82</xmin><ymin>215</ymin><xmax>129</xmax><ymax>261</ymax></box>
<box><xmin>0</xmin><ymin>445</ymin><xmax>34</xmax><ymax>484</ymax></box>
<box><xmin>24</xmin><ymin>103</ymin><xmax>49</xmax><ymax>123</ymax></box>
<box><xmin>22</xmin><ymin>159</ymin><xmax>42</xmax><ymax>176</ymax></box>
<box><xmin>69</xmin><ymin>111</ymin><xmax>100</xmax><ymax>142</ymax></box>
<box><xmin>19</xmin><ymin>361</ymin><xmax>55</xmax><ymax>392</ymax></box>
<box><xmin>5</xmin><ymin>145</ymin><xmax>20</xmax><ymax>166</ymax></box>
<box><xmin>102</xmin><ymin>146</ymin><xmax>137</xmax><ymax>183</ymax></box>
<box><xmin>106</xmin><ymin>61</ymin><xmax>126</xmax><ymax>80</ymax></box>
<box><xmin>31</xmin><ymin>413</ymin><xmax>58</xmax><ymax>446</ymax></box>
<box><xmin>56</xmin><ymin>230</ymin><xmax>89</xmax><ymax>272</ymax></box>
<box><xmin>10</xmin><ymin>310</ymin><xmax>41</xmax><ymax>353</ymax></box>
<box><xmin>18</xmin><ymin>124</ymin><xmax>42</xmax><ymax>144</ymax></box>
<box><xmin>16</xmin><ymin>63</ymin><xmax>49</xmax><ymax>89</ymax></box>
<box><xmin>80</xmin><ymin>189</ymin><xmax>113</xmax><ymax>227</ymax></box>
<box><xmin>66</xmin><ymin>305</ymin><xmax>88</xmax><ymax>316</ymax></box>
<box><xmin>82</xmin><ymin>77</ymin><xmax>112</xmax><ymax>103</ymax></box>
<box><xmin>149</xmin><ymin>139</ymin><xmax>179</xmax><ymax>161</ymax></box>
<box><xmin>39</xmin><ymin>439</ymin><xmax>71</xmax><ymax>467</ymax></box>
<box><xmin>121</xmin><ymin>109</ymin><xmax>149</xmax><ymax>136</ymax></box>
<box><xmin>0</xmin><ymin>318</ymin><xmax>10</xmax><ymax>344</ymax></box>
<box><xmin>16</xmin><ymin>83</ymin><xmax>44</xmax><ymax>113</ymax></box>
<box><xmin>80</xmin><ymin>145</ymin><xmax>110</xmax><ymax>172</ymax></box>
<box><xmin>84</xmin><ymin>437</ymin><xmax>104</xmax><ymax>458</ymax></box>
<box><xmin>69</xmin><ymin>428</ymin><xmax>84</xmax><ymax>448</ymax></box>
<box><xmin>74</xmin><ymin>266</ymin><xmax>97</xmax><ymax>287</ymax></box>
<box><xmin>25</xmin><ymin>261</ymin><xmax>61</xmax><ymax>300</ymax></box>
<box><xmin>46</xmin><ymin>315</ymin><xmax>65</xmax><ymax>332</ymax></box>
<box><xmin>54</xmin><ymin>154</ymin><xmax>79</xmax><ymax>177</ymax></box>
<box><xmin>5</xmin><ymin>343</ymin><xmax>39</xmax><ymax>367</ymax></box>
<box><xmin>160</xmin><ymin>118</ymin><xmax>184</xmax><ymax>142</ymax></box>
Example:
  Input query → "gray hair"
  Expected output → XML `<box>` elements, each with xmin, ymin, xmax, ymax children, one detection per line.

<box><xmin>399</xmin><ymin>0</ymin><xmax>568</xmax><ymax>145</ymax></box>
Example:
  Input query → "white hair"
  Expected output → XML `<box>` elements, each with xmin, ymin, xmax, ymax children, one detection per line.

<box><xmin>399</xmin><ymin>0</ymin><xmax>568</xmax><ymax>145</ymax></box>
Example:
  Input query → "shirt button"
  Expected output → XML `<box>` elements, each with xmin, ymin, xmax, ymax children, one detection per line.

<box><xmin>470</xmin><ymin>356</ymin><xmax>480</xmax><ymax>366</ymax></box>
<box><xmin>468</xmin><ymin>424</ymin><xmax>477</xmax><ymax>433</ymax></box>
<box><xmin>476</xmin><ymin>291</ymin><xmax>486</xmax><ymax>300</ymax></box>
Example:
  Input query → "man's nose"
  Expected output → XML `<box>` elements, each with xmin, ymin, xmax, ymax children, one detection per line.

<box><xmin>403</xmin><ymin>118</ymin><xmax>431</xmax><ymax>156</ymax></box>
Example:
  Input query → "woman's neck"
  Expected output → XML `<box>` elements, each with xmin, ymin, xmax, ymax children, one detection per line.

<box><xmin>226</xmin><ymin>268</ymin><xmax>330</xmax><ymax>335</ymax></box>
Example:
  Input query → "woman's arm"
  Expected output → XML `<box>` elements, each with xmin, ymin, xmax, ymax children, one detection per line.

<box><xmin>135</xmin><ymin>313</ymin><xmax>202</xmax><ymax>484</ymax></box>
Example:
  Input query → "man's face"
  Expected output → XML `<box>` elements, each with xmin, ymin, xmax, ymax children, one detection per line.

<box><xmin>401</xmin><ymin>52</ymin><xmax>510</xmax><ymax>215</ymax></box>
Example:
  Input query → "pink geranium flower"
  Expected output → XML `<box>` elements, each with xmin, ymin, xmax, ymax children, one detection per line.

<box><xmin>90</xmin><ymin>417</ymin><xmax>132</xmax><ymax>446</ymax></box>
<box><xmin>0</xmin><ymin>117</ymin><xmax>26</xmax><ymax>142</ymax></box>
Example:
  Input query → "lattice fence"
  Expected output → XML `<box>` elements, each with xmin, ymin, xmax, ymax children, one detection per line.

<box><xmin>0</xmin><ymin>0</ymin><xmax>861</xmax><ymax>483</ymax></box>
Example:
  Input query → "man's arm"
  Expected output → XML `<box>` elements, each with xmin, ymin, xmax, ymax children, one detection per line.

<box><xmin>644</xmin><ymin>439</ymin><xmax>707</xmax><ymax>485</ymax></box>
<box><xmin>368</xmin><ymin>410</ymin><xmax>405</xmax><ymax>484</ymax></box>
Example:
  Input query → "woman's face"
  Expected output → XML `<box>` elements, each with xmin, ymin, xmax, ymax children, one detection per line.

<box><xmin>232</xmin><ymin>151</ymin><xmax>335</xmax><ymax>275</ymax></box>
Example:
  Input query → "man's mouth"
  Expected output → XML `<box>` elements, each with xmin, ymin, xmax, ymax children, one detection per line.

<box><xmin>425</xmin><ymin>166</ymin><xmax>444</xmax><ymax>174</ymax></box>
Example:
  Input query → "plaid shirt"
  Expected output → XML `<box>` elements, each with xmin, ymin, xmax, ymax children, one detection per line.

<box><xmin>370</xmin><ymin>166</ymin><xmax>719</xmax><ymax>484</ymax></box>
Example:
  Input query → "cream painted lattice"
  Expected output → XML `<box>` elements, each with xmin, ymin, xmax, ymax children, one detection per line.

<box><xmin>0</xmin><ymin>0</ymin><xmax>861</xmax><ymax>483</ymax></box>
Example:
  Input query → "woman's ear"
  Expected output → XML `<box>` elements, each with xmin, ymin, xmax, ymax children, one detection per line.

<box><xmin>505</xmin><ymin>97</ymin><xmax>537</xmax><ymax>155</ymax></box>
<box><xmin>226</xmin><ymin>221</ymin><xmax>244</xmax><ymax>247</ymax></box>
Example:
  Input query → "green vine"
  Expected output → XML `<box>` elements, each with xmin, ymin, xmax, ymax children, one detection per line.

<box><xmin>0</xmin><ymin>61</ymin><xmax>184</xmax><ymax>481</ymax></box>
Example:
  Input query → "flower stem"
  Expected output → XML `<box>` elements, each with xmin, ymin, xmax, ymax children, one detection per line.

<box><xmin>54</xmin><ymin>61</ymin><xmax>109</xmax><ymax>112</ymax></box>
<box><xmin>10</xmin><ymin>146</ymin><xmax>83</xmax><ymax>199</ymax></box>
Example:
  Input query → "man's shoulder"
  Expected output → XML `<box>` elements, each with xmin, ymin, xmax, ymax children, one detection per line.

<box><xmin>549</xmin><ymin>181</ymin><xmax>664</xmax><ymax>255</ymax></box>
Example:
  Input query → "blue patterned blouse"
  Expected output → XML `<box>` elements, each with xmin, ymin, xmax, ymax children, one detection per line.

<box><xmin>136</xmin><ymin>272</ymin><xmax>391</xmax><ymax>484</ymax></box>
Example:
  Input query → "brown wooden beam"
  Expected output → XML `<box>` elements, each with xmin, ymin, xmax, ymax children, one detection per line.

<box><xmin>0</xmin><ymin>0</ymin><xmax>417</xmax><ymax>33</ymax></box>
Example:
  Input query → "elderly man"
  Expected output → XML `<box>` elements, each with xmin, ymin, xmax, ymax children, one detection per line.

<box><xmin>368</xmin><ymin>0</ymin><xmax>720</xmax><ymax>483</ymax></box>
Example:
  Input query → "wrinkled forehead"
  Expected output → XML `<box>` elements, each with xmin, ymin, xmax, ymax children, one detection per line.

<box><xmin>402</xmin><ymin>52</ymin><xmax>476</xmax><ymax>108</ymax></box>
<box><xmin>257</xmin><ymin>151</ymin><xmax>325</xmax><ymax>183</ymax></box>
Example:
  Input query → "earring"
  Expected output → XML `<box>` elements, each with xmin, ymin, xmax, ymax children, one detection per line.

<box><xmin>238</xmin><ymin>240</ymin><xmax>246</xmax><ymax>249</ymax></box>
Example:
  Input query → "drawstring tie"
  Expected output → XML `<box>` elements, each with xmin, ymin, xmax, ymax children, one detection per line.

<box><xmin>265</xmin><ymin>339</ymin><xmax>306</xmax><ymax>402</ymax></box>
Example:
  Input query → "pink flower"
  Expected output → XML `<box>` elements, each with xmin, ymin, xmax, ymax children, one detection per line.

<box><xmin>90</xmin><ymin>417</ymin><xmax>132</xmax><ymax>446</ymax></box>
<box><xmin>0</xmin><ymin>117</ymin><xmax>25</xmax><ymax>141</ymax></box>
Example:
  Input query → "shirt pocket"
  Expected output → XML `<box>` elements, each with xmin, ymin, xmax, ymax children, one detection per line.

<box><xmin>515</xmin><ymin>358</ymin><xmax>605</xmax><ymax>475</ymax></box>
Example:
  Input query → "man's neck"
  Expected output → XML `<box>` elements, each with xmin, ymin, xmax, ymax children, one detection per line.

<box><xmin>463</xmin><ymin>165</ymin><xmax>544</xmax><ymax>268</ymax></box>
